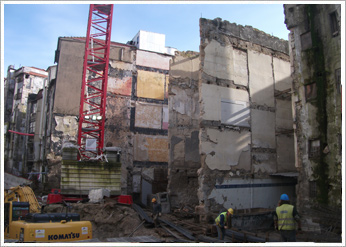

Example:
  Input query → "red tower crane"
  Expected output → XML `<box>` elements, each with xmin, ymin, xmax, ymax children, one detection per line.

<box><xmin>77</xmin><ymin>4</ymin><xmax>113</xmax><ymax>160</ymax></box>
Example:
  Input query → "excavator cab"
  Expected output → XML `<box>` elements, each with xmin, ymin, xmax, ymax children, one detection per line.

<box><xmin>4</xmin><ymin>202</ymin><xmax>30</xmax><ymax>235</ymax></box>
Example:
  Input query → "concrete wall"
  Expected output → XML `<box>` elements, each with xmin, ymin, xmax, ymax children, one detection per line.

<box><xmin>198</xmin><ymin>18</ymin><xmax>295</xmax><ymax>214</ymax></box>
<box><xmin>168</xmin><ymin>51</ymin><xmax>200</xmax><ymax>207</ymax></box>
<box><xmin>284</xmin><ymin>4</ymin><xmax>342</xmax><ymax>209</ymax></box>
<box><xmin>54</xmin><ymin>39</ymin><xmax>84</xmax><ymax>115</ymax></box>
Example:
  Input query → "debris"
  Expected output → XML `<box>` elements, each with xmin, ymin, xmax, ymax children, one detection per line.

<box><xmin>128</xmin><ymin>220</ymin><xmax>146</xmax><ymax>237</ymax></box>
<box><xmin>88</xmin><ymin>188</ymin><xmax>110</xmax><ymax>203</ymax></box>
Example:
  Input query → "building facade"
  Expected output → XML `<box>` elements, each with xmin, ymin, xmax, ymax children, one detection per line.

<box><xmin>44</xmin><ymin>32</ymin><xmax>176</xmax><ymax>204</ymax></box>
<box><xmin>284</xmin><ymin>4</ymin><xmax>342</xmax><ymax>210</ymax></box>
<box><xmin>4</xmin><ymin>66</ymin><xmax>48</xmax><ymax>177</ymax></box>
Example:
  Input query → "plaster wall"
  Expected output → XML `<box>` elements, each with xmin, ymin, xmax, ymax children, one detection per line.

<box><xmin>169</xmin><ymin>52</ymin><xmax>199</xmax><ymax>80</ymax></box>
<box><xmin>201</xmin><ymin>84</ymin><xmax>249</xmax><ymax>122</ymax></box>
<box><xmin>108</xmin><ymin>60</ymin><xmax>133</xmax><ymax>96</ymax></box>
<box><xmin>136</xmin><ymin>50</ymin><xmax>171</xmax><ymax>70</ymax></box>
<box><xmin>276</xmin><ymin>99</ymin><xmax>293</xmax><ymax>130</ymax></box>
<box><xmin>135</xmin><ymin>102</ymin><xmax>162</xmax><ymax>129</ymax></box>
<box><xmin>251</xmin><ymin>109</ymin><xmax>276</xmax><ymax>149</ymax></box>
<box><xmin>277</xmin><ymin>135</ymin><xmax>295</xmax><ymax>172</ymax></box>
<box><xmin>248</xmin><ymin>50</ymin><xmax>274</xmax><ymax>107</ymax></box>
<box><xmin>134</xmin><ymin>134</ymin><xmax>168</xmax><ymax>163</ymax></box>
<box><xmin>200</xmin><ymin>128</ymin><xmax>251</xmax><ymax>170</ymax></box>
<box><xmin>109</xmin><ymin>45</ymin><xmax>133</xmax><ymax>63</ymax></box>
<box><xmin>203</xmin><ymin>40</ymin><xmax>248</xmax><ymax>86</ymax></box>
<box><xmin>137</xmin><ymin>70</ymin><xmax>168</xmax><ymax>100</ymax></box>
<box><xmin>273</xmin><ymin>57</ymin><xmax>291</xmax><ymax>91</ymax></box>
<box><xmin>208</xmin><ymin>178</ymin><xmax>296</xmax><ymax>210</ymax></box>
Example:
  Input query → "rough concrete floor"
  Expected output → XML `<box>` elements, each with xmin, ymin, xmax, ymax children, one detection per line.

<box><xmin>43</xmin><ymin>201</ymin><xmax>341</xmax><ymax>243</ymax></box>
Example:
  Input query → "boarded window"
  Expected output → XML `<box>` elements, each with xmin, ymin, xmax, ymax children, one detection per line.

<box><xmin>329</xmin><ymin>11</ymin><xmax>339</xmax><ymax>37</ymax></box>
<box><xmin>309</xmin><ymin>139</ymin><xmax>320</xmax><ymax>158</ymax></box>
<box><xmin>221</xmin><ymin>99</ymin><xmax>250</xmax><ymax>127</ymax></box>
<box><xmin>305</xmin><ymin>82</ymin><xmax>317</xmax><ymax>101</ymax></box>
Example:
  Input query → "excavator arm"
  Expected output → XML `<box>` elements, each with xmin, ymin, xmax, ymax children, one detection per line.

<box><xmin>4</xmin><ymin>185</ymin><xmax>41</xmax><ymax>213</ymax></box>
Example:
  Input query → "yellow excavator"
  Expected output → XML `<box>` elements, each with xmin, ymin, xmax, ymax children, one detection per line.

<box><xmin>4</xmin><ymin>185</ymin><xmax>92</xmax><ymax>242</ymax></box>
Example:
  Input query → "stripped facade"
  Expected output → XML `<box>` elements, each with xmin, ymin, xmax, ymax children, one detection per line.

<box><xmin>194</xmin><ymin>18</ymin><xmax>296</xmax><ymax>216</ymax></box>
<box><xmin>45</xmin><ymin>32</ymin><xmax>176</xmax><ymax>203</ymax></box>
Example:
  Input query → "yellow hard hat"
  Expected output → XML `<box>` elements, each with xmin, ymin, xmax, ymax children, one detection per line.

<box><xmin>228</xmin><ymin>208</ymin><xmax>234</xmax><ymax>215</ymax></box>
<box><xmin>152</xmin><ymin>198</ymin><xmax>157</xmax><ymax>203</ymax></box>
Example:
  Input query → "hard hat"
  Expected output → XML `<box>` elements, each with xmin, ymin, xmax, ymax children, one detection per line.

<box><xmin>227</xmin><ymin>208</ymin><xmax>234</xmax><ymax>215</ymax></box>
<box><xmin>152</xmin><ymin>198</ymin><xmax>157</xmax><ymax>203</ymax></box>
<box><xmin>280</xmin><ymin>194</ymin><xmax>289</xmax><ymax>201</ymax></box>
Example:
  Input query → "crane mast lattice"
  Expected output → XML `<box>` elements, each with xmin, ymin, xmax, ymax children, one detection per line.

<box><xmin>77</xmin><ymin>4</ymin><xmax>113</xmax><ymax>160</ymax></box>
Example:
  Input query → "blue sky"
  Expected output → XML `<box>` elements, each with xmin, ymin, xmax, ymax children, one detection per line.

<box><xmin>2</xmin><ymin>2</ymin><xmax>290</xmax><ymax>71</ymax></box>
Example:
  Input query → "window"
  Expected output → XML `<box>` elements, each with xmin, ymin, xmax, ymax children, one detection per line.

<box><xmin>31</xmin><ymin>103</ymin><xmax>37</xmax><ymax>114</ymax></box>
<box><xmin>29</xmin><ymin>121</ymin><xmax>35</xmax><ymax>133</ymax></box>
<box><xmin>305</xmin><ymin>82</ymin><xmax>317</xmax><ymax>101</ymax></box>
<box><xmin>309</xmin><ymin>139</ymin><xmax>320</xmax><ymax>158</ymax></box>
<box><xmin>329</xmin><ymin>11</ymin><xmax>339</xmax><ymax>37</ymax></box>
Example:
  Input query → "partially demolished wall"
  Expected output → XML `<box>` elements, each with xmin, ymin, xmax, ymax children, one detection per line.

<box><xmin>198</xmin><ymin>18</ymin><xmax>296</xmax><ymax>214</ymax></box>
<box><xmin>168</xmin><ymin>51</ymin><xmax>200</xmax><ymax>208</ymax></box>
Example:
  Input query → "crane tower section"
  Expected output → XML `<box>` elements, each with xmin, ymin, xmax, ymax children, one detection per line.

<box><xmin>78</xmin><ymin>4</ymin><xmax>113</xmax><ymax>160</ymax></box>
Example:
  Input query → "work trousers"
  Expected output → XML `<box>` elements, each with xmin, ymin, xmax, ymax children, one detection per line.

<box><xmin>153</xmin><ymin>214</ymin><xmax>159</xmax><ymax>227</ymax></box>
<box><xmin>279</xmin><ymin>230</ymin><xmax>296</xmax><ymax>242</ymax></box>
<box><xmin>215</xmin><ymin>224</ymin><xmax>225</xmax><ymax>240</ymax></box>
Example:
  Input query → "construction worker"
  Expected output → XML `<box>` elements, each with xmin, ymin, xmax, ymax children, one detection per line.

<box><xmin>215</xmin><ymin>208</ymin><xmax>233</xmax><ymax>240</ymax></box>
<box><xmin>273</xmin><ymin>194</ymin><xmax>302</xmax><ymax>242</ymax></box>
<box><xmin>152</xmin><ymin>197</ymin><xmax>162</xmax><ymax>227</ymax></box>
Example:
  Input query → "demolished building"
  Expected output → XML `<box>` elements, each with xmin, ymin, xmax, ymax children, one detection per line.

<box><xmin>4</xmin><ymin>21</ymin><xmax>297</xmax><ymax>213</ymax></box>
<box><xmin>44</xmin><ymin>31</ymin><xmax>176</xmax><ymax>205</ymax></box>
<box><xmin>195</xmin><ymin>18</ymin><xmax>296</xmax><ymax>216</ymax></box>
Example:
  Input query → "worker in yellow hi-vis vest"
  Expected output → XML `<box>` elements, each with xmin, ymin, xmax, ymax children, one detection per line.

<box><xmin>273</xmin><ymin>194</ymin><xmax>302</xmax><ymax>242</ymax></box>
<box><xmin>215</xmin><ymin>208</ymin><xmax>233</xmax><ymax>240</ymax></box>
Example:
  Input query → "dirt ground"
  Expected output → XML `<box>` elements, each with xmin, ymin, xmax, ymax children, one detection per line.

<box><xmin>43</xmin><ymin>200</ymin><xmax>342</xmax><ymax>244</ymax></box>
<box><xmin>44</xmin><ymin>201</ymin><xmax>161</xmax><ymax>242</ymax></box>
